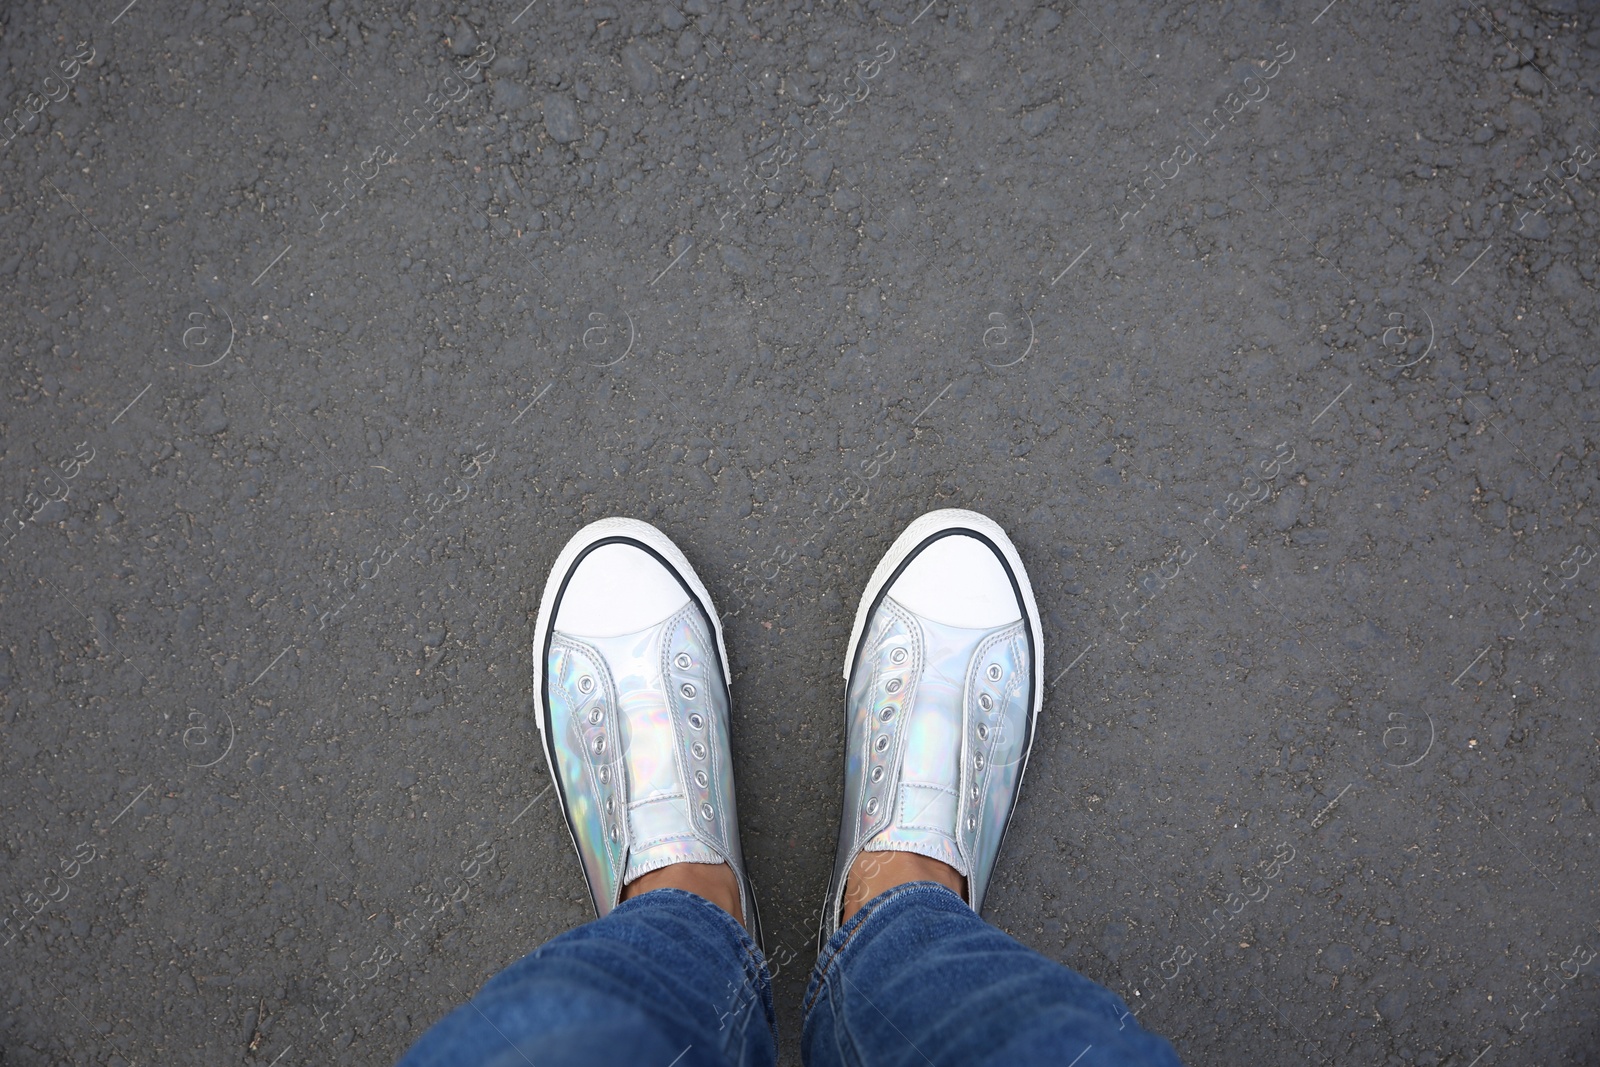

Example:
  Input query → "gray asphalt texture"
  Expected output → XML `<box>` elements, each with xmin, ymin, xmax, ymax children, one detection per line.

<box><xmin>2</xmin><ymin>0</ymin><xmax>1598</xmax><ymax>1064</ymax></box>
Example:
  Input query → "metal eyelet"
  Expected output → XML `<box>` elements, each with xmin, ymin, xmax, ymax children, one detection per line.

<box><xmin>865</xmin><ymin>797</ymin><xmax>880</xmax><ymax>815</ymax></box>
<box><xmin>680</xmin><ymin>682</ymin><xmax>697</xmax><ymax>699</ymax></box>
<box><xmin>700</xmin><ymin>802</ymin><xmax>715</xmax><ymax>821</ymax></box>
<box><xmin>578</xmin><ymin>675</ymin><xmax>595</xmax><ymax>694</ymax></box>
<box><xmin>970</xmin><ymin>785</ymin><xmax>980</xmax><ymax>800</ymax></box>
<box><xmin>694</xmin><ymin>769</ymin><xmax>709</xmax><ymax>788</ymax></box>
<box><xmin>966</xmin><ymin>816</ymin><xmax>977</xmax><ymax>831</ymax></box>
<box><xmin>588</xmin><ymin>706</ymin><xmax>604</xmax><ymax>725</ymax></box>
<box><xmin>978</xmin><ymin>693</ymin><xmax>993</xmax><ymax>712</ymax></box>
<box><xmin>890</xmin><ymin>647</ymin><xmax>908</xmax><ymax>664</ymax></box>
<box><xmin>976</xmin><ymin>723</ymin><xmax>989</xmax><ymax>741</ymax></box>
<box><xmin>598</xmin><ymin>766</ymin><xmax>610</xmax><ymax>784</ymax></box>
<box><xmin>880</xmin><ymin>706</ymin><xmax>895</xmax><ymax>721</ymax></box>
<box><xmin>974</xmin><ymin>753</ymin><xmax>985</xmax><ymax>771</ymax></box>
<box><xmin>691</xmin><ymin>741</ymin><xmax>707</xmax><ymax>760</ymax></box>
<box><xmin>605</xmin><ymin>797</ymin><xmax>614</xmax><ymax>813</ymax></box>
<box><xmin>608</xmin><ymin>823</ymin><xmax>618</xmax><ymax>841</ymax></box>
<box><xmin>675</xmin><ymin>653</ymin><xmax>692</xmax><ymax>669</ymax></box>
<box><xmin>886</xmin><ymin>678</ymin><xmax>902</xmax><ymax>694</ymax></box>
<box><xmin>688</xmin><ymin>712</ymin><xmax>705</xmax><ymax>730</ymax></box>
<box><xmin>874</xmin><ymin>734</ymin><xmax>890</xmax><ymax>753</ymax></box>
<box><xmin>592</xmin><ymin>734</ymin><xmax>606</xmax><ymax>755</ymax></box>
<box><xmin>986</xmin><ymin>664</ymin><xmax>1002</xmax><ymax>681</ymax></box>
<box><xmin>870</xmin><ymin>766</ymin><xmax>885</xmax><ymax>783</ymax></box>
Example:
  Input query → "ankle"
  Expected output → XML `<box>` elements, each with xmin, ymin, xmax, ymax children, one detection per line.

<box><xmin>623</xmin><ymin>861</ymin><xmax>744</xmax><ymax>929</ymax></box>
<box><xmin>842</xmin><ymin>850</ymin><xmax>966</xmax><ymax>924</ymax></box>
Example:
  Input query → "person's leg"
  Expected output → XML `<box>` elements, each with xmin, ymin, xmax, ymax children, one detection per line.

<box><xmin>807</xmin><ymin>510</ymin><xmax>1183</xmax><ymax>1066</ymax></box>
<box><xmin>399</xmin><ymin>519</ymin><xmax>773</xmax><ymax>1066</ymax></box>
<box><xmin>401</xmin><ymin>887</ymin><xmax>773</xmax><ymax>1067</ymax></box>
<box><xmin>802</xmin><ymin>881</ymin><xmax>1179</xmax><ymax>1067</ymax></box>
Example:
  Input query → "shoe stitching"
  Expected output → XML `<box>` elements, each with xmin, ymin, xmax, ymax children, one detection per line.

<box><xmin>895</xmin><ymin>782</ymin><xmax>959</xmax><ymax>833</ymax></box>
<box><xmin>661</xmin><ymin>604</ymin><xmax>732</xmax><ymax>855</ymax></box>
<box><xmin>963</xmin><ymin>621</ymin><xmax>1030</xmax><ymax>911</ymax></box>
<box><xmin>821</xmin><ymin>601</ymin><xmax>926</xmax><ymax>945</ymax></box>
<box><xmin>661</xmin><ymin>603</ymin><xmax>758</xmax><ymax>936</ymax></box>
<box><xmin>855</xmin><ymin>602</ymin><xmax>921</xmax><ymax>852</ymax></box>
<box><xmin>552</xmin><ymin>635</ymin><xmax>629</xmax><ymax>911</ymax></box>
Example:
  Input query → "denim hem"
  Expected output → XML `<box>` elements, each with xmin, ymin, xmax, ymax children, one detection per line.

<box><xmin>612</xmin><ymin>884</ymin><xmax>754</xmax><ymax>940</ymax></box>
<box><xmin>623</xmin><ymin>886</ymin><xmax>779</xmax><ymax>1043</ymax></box>
<box><xmin>802</xmin><ymin>881</ymin><xmax>965</xmax><ymax>1023</ymax></box>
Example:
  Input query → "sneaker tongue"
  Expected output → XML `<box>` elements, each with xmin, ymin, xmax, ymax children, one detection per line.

<box><xmin>862</xmin><ymin>816</ymin><xmax>965</xmax><ymax>875</ymax></box>
<box><xmin>859</xmin><ymin>614</ymin><xmax>981</xmax><ymax>879</ymax></box>
<box><xmin>584</xmin><ymin>630</ymin><xmax>724</xmax><ymax>886</ymax></box>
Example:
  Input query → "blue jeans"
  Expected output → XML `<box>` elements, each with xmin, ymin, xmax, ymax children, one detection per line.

<box><xmin>398</xmin><ymin>883</ymin><xmax>1183</xmax><ymax>1067</ymax></box>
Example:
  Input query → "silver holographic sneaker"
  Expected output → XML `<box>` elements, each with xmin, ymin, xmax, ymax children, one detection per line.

<box><xmin>533</xmin><ymin>518</ymin><xmax>760</xmax><ymax>945</ymax></box>
<box><xmin>821</xmin><ymin>509</ymin><xmax>1043</xmax><ymax>943</ymax></box>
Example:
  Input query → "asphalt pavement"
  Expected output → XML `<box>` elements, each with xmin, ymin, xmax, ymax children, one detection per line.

<box><xmin>2</xmin><ymin>0</ymin><xmax>1598</xmax><ymax>1063</ymax></box>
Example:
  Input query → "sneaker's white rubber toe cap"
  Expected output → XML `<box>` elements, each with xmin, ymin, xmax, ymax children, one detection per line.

<box><xmin>884</xmin><ymin>533</ymin><xmax>1024</xmax><ymax>629</ymax></box>
<box><xmin>554</xmin><ymin>542</ymin><xmax>692</xmax><ymax>638</ymax></box>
